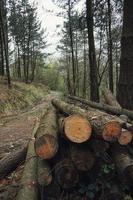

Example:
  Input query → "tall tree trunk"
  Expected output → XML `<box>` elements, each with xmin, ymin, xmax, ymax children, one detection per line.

<box><xmin>26</xmin><ymin>17</ymin><xmax>31</xmax><ymax>83</ymax></box>
<box><xmin>83</xmin><ymin>30</ymin><xmax>87</xmax><ymax>98</ymax></box>
<box><xmin>17</xmin><ymin>43</ymin><xmax>21</xmax><ymax>78</ymax></box>
<box><xmin>86</xmin><ymin>0</ymin><xmax>99</xmax><ymax>102</ymax></box>
<box><xmin>68</xmin><ymin>0</ymin><xmax>76</xmax><ymax>95</ymax></box>
<box><xmin>0</xmin><ymin>0</ymin><xmax>11</xmax><ymax>88</ymax></box>
<box><xmin>115</xmin><ymin>42</ymin><xmax>119</xmax><ymax>94</ymax></box>
<box><xmin>117</xmin><ymin>0</ymin><xmax>133</xmax><ymax>110</ymax></box>
<box><xmin>75</xmin><ymin>30</ymin><xmax>79</xmax><ymax>96</ymax></box>
<box><xmin>0</xmin><ymin>27</ymin><xmax>4</xmax><ymax>76</ymax></box>
<box><xmin>107</xmin><ymin>0</ymin><xmax>113</xmax><ymax>93</ymax></box>
<box><xmin>66</xmin><ymin>53</ymin><xmax>71</xmax><ymax>94</ymax></box>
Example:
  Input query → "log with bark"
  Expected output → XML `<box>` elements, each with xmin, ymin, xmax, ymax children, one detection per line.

<box><xmin>68</xmin><ymin>95</ymin><xmax>133</xmax><ymax>120</ymax></box>
<box><xmin>118</xmin><ymin>129</ymin><xmax>133</xmax><ymax>145</ymax></box>
<box><xmin>70</xmin><ymin>145</ymin><xmax>95</xmax><ymax>171</ymax></box>
<box><xmin>35</xmin><ymin>107</ymin><xmax>59</xmax><ymax>159</ymax></box>
<box><xmin>102</xmin><ymin>88</ymin><xmax>121</xmax><ymax>108</ymax></box>
<box><xmin>54</xmin><ymin>158</ymin><xmax>79</xmax><ymax>189</ymax></box>
<box><xmin>52</xmin><ymin>99</ymin><xmax>122</xmax><ymax>142</ymax></box>
<box><xmin>58</xmin><ymin>114</ymin><xmax>92</xmax><ymax>143</ymax></box>
<box><xmin>111</xmin><ymin>144</ymin><xmax>133</xmax><ymax>184</ymax></box>
<box><xmin>90</xmin><ymin>138</ymin><xmax>110</xmax><ymax>157</ymax></box>
<box><xmin>0</xmin><ymin>146</ymin><xmax>27</xmax><ymax>179</ymax></box>
<box><xmin>37</xmin><ymin>158</ymin><xmax>52</xmax><ymax>186</ymax></box>
<box><xmin>16</xmin><ymin>120</ymin><xmax>40</xmax><ymax>200</ymax></box>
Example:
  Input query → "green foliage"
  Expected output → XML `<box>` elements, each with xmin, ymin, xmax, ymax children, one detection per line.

<box><xmin>124</xmin><ymin>195</ymin><xmax>133</xmax><ymax>200</ymax></box>
<box><xmin>79</xmin><ymin>183</ymin><xmax>99</xmax><ymax>199</ymax></box>
<box><xmin>35</xmin><ymin>58</ymin><xmax>66</xmax><ymax>93</ymax></box>
<box><xmin>8</xmin><ymin>0</ymin><xmax>48</xmax><ymax>82</ymax></box>
<box><xmin>101</xmin><ymin>164</ymin><xmax>115</xmax><ymax>174</ymax></box>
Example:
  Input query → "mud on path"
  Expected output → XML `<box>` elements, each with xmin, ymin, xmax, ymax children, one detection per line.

<box><xmin>0</xmin><ymin>91</ymin><xmax>60</xmax><ymax>157</ymax></box>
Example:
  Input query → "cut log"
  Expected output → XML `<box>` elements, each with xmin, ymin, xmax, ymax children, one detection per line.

<box><xmin>111</xmin><ymin>144</ymin><xmax>133</xmax><ymax>183</ymax></box>
<box><xmin>102</xmin><ymin>88</ymin><xmax>121</xmax><ymax>108</ymax></box>
<box><xmin>37</xmin><ymin>158</ymin><xmax>52</xmax><ymax>186</ymax></box>
<box><xmin>118</xmin><ymin>129</ymin><xmax>133</xmax><ymax>145</ymax></box>
<box><xmin>52</xmin><ymin>99</ymin><xmax>122</xmax><ymax>142</ymax></box>
<box><xmin>90</xmin><ymin>139</ymin><xmax>110</xmax><ymax>156</ymax></box>
<box><xmin>70</xmin><ymin>145</ymin><xmax>95</xmax><ymax>171</ymax></box>
<box><xmin>35</xmin><ymin>107</ymin><xmax>58</xmax><ymax>159</ymax></box>
<box><xmin>68</xmin><ymin>95</ymin><xmax>133</xmax><ymax>120</ymax></box>
<box><xmin>105</xmin><ymin>182</ymin><xmax>123</xmax><ymax>200</ymax></box>
<box><xmin>59</xmin><ymin>115</ymin><xmax>92</xmax><ymax>143</ymax></box>
<box><xmin>44</xmin><ymin>180</ymin><xmax>61</xmax><ymax>200</ymax></box>
<box><xmin>54</xmin><ymin>159</ymin><xmax>79</xmax><ymax>189</ymax></box>
<box><xmin>0</xmin><ymin>146</ymin><xmax>27</xmax><ymax>179</ymax></box>
<box><xmin>16</xmin><ymin>120</ymin><xmax>40</xmax><ymax>200</ymax></box>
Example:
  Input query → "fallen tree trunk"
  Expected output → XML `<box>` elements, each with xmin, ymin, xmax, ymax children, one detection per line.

<box><xmin>0</xmin><ymin>146</ymin><xmax>27</xmax><ymax>179</ymax></box>
<box><xmin>102</xmin><ymin>88</ymin><xmax>121</xmax><ymax>108</ymax></box>
<box><xmin>58</xmin><ymin>114</ymin><xmax>92</xmax><ymax>143</ymax></box>
<box><xmin>52</xmin><ymin>99</ymin><xmax>122</xmax><ymax>142</ymax></box>
<box><xmin>90</xmin><ymin>139</ymin><xmax>110</xmax><ymax>157</ymax></box>
<box><xmin>35</xmin><ymin>107</ymin><xmax>59</xmax><ymax>159</ymax></box>
<box><xmin>37</xmin><ymin>158</ymin><xmax>52</xmax><ymax>186</ymax></box>
<box><xmin>54</xmin><ymin>158</ymin><xmax>79</xmax><ymax>189</ymax></box>
<box><xmin>70</xmin><ymin>145</ymin><xmax>95</xmax><ymax>171</ymax></box>
<box><xmin>68</xmin><ymin>95</ymin><xmax>133</xmax><ymax>120</ymax></box>
<box><xmin>111</xmin><ymin>144</ymin><xmax>133</xmax><ymax>184</ymax></box>
<box><xmin>16</xmin><ymin>120</ymin><xmax>40</xmax><ymax>200</ymax></box>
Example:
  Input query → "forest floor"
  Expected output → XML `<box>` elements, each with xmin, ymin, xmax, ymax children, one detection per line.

<box><xmin>0</xmin><ymin>83</ymin><xmax>60</xmax><ymax>199</ymax></box>
<box><xmin>0</xmin><ymin>91</ymin><xmax>59</xmax><ymax>157</ymax></box>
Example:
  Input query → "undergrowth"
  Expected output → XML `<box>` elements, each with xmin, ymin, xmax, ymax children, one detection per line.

<box><xmin>0</xmin><ymin>81</ymin><xmax>49</xmax><ymax>116</ymax></box>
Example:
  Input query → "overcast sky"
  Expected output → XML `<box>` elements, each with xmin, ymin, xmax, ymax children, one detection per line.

<box><xmin>29</xmin><ymin>0</ymin><xmax>64</xmax><ymax>56</ymax></box>
<box><xmin>30</xmin><ymin>0</ymin><xmax>84</xmax><ymax>57</ymax></box>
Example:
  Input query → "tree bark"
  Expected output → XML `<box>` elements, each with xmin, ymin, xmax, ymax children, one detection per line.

<box><xmin>0</xmin><ymin>0</ymin><xmax>11</xmax><ymax>88</ymax></box>
<box><xmin>0</xmin><ymin>27</ymin><xmax>4</xmax><ymax>76</ymax></box>
<box><xmin>83</xmin><ymin>30</ymin><xmax>87</xmax><ymax>98</ymax></box>
<box><xmin>107</xmin><ymin>0</ymin><xmax>113</xmax><ymax>93</ymax></box>
<box><xmin>16</xmin><ymin>121</ymin><xmax>40</xmax><ymax>200</ymax></box>
<box><xmin>102</xmin><ymin>88</ymin><xmax>121</xmax><ymax>108</ymax></box>
<box><xmin>68</xmin><ymin>95</ymin><xmax>133</xmax><ymax>121</ymax></box>
<box><xmin>52</xmin><ymin>99</ymin><xmax>122</xmax><ymax>142</ymax></box>
<box><xmin>117</xmin><ymin>0</ymin><xmax>133</xmax><ymax>110</ymax></box>
<box><xmin>0</xmin><ymin>146</ymin><xmax>27</xmax><ymax>179</ymax></box>
<box><xmin>35</xmin><ymin>108</ymin><xmax>59</xmax><ymax>159</ymax></box>
<box><xmin>111</xmin><ymin>144</ymin><xmax>133</xmax><ymax>184</ymax></box>
<box><xmin>68</xmin><ymin>0</ymin><xmax>76</xmax><ymax>95</ymax></box>
<box><xmin>37</xmin><ymin>158</ymin><xmax>52</xmax><ymax>186</ymax></box>
<box><xmin>70</xmin><ymin>145</ymin><xmax>95</xmax><ymax>171</ymax></box>
<box><xmin>86</xmin><ymin>0</ymin><xmax>99</xmax><ymax>102</ymax></box>
<box><xmin>54</xmin><ymin>158</ymin><xmax>79</xmax><ymax>189</ymax></box>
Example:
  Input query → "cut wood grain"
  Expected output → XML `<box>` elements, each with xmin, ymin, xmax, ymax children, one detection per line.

<box><xmin>52</xmin><ymin>99</ymin><xmax>122</xmax><ymax>142</ymax></box>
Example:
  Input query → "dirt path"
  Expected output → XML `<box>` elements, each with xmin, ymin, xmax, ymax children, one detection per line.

<box><xmin>0</xmin><ymin>91</ymin><xmax>60</xmax><ymax>157</ymax></box>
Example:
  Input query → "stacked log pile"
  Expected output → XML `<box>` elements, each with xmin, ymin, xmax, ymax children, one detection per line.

<box><xmin>3</xmin><ymin>92</ymin><xmax>133</xmax><ymax>199</ymax></box>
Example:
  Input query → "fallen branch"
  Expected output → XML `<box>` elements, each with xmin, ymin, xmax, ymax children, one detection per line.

<box><xmin>0</xmin><ymin>146</ymin><xmax>27</xmax><ymax>179</ymax></box>
<box><xmin>68</xmin><ymin>95</ymin><xmax>133</xmax><ymax>120</ymax></box>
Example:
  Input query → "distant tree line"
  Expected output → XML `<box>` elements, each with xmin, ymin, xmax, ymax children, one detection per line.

<box><xmin>0</xmin><ymin>0</ymin><xmax>47</xmax><ymax>86</ymax></box>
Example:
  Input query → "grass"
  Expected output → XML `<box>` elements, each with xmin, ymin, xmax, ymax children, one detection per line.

<box><xmin>0</xmin><ymin>81</ymin><xmax>49</xmax><ymax>117</ymax></box>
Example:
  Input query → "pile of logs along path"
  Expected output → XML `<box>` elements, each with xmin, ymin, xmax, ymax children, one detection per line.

<box><xmin>0</xmin><ymin>89</ymin><xmax>133</xmax><ymax>200</ymax></box>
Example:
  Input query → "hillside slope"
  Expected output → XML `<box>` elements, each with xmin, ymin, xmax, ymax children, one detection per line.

<box><xmin>0</xmin><ymin>81</ymin><xmax>49</xmax><ymax>117</ymax></box>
